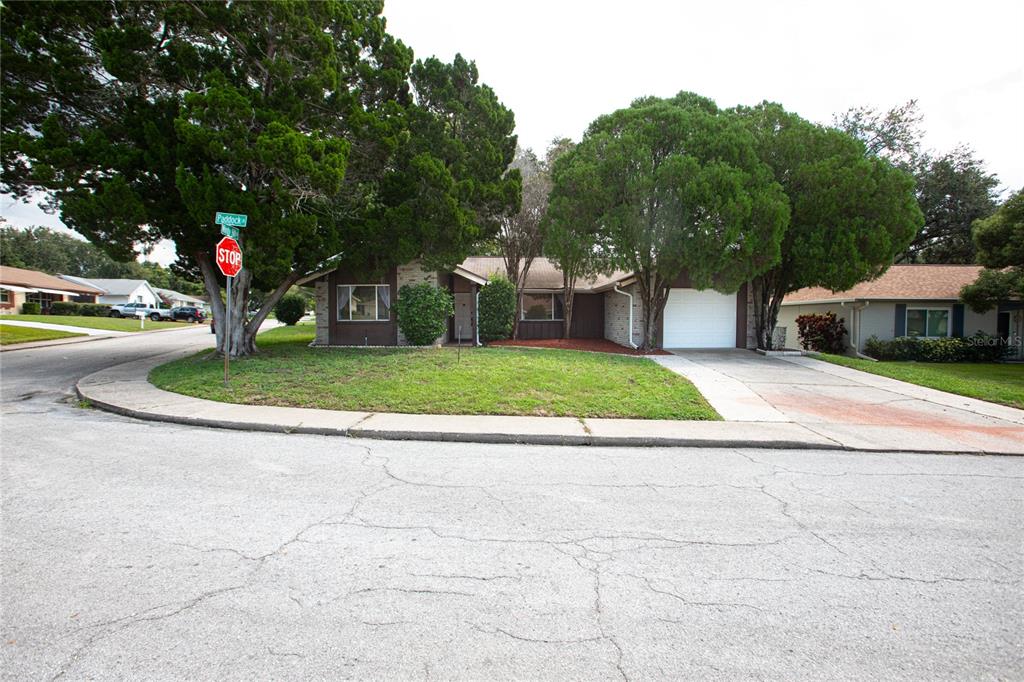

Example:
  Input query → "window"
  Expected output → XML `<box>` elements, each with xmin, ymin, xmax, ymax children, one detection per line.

<box><xmin>136</xmin><ymin>295</ymin><xmax>143</xmax><ymax>303</ymax></box>
<box><xmin>521</xmin><ymin>293</ymin><xmax>564</xmax><ymax>321</ymax></box>
<box><xmin>906</xmin><ymin>308</ymin><xmax>949</xmax><ymax>338</ymax></box>
<box><xmin>0</xmin><ymin>289</ymin><xmax>8</xmax><ymax>304</ymax></box>
<box><xmin>337</xmin><ymin>285</ymin><xmax>390</xmax><ymax>321</ymax></box>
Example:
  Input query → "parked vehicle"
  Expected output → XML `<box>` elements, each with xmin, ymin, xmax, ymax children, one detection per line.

<box><xmin>169</xmin><ymin>306</ymin><xmax>206</xmax><ymax>323</ymax></box>
<box><xmin>108</xmin><ymin>302</ymin><xmax>172</xmax><ymax>321</ymax></box>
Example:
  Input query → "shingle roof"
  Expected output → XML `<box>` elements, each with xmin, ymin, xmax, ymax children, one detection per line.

<box><xmin>0</xmin><ymin>266</ymin><xmax>105</xmax><ymax>295</ymax></box>
<box><xmin>783</xmin><ymin>265</ymin><xmax>986</xmax><ymax>304</ymax></box>
<box><xmin>459</xmin><ymin>257</ymin><xmax>632</xmax><ymax>292</ymax></box>
<box><xmin>65</xmin><ymin>278</ymin><xmax>151</xmax><ymax>297</ymax></box>
<box><xmin>153</xmin><ymin>287</ymin><xmax>205</xmax><ymax>305</ymax></box>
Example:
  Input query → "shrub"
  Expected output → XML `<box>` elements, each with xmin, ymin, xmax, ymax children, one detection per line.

<box><xmin>796</xmin><ymin>312</ymin><xmax>847</xmax><ymax>353</ymax></box>
<box><xmin>47</xmin><ymin>301</ymin><xmax>110</xmax><ymax>317</ymax></box>
<box><xmin>478</xmin><ymin>275</ymin><xmax>516</xmax><ymax>342</ymax></box>
<box><xmin>21</xmin><ymin>302</ymin><xmax>40</xmax><ymax>315</ymax></box>
<box><xmin>394</xmin><ymin>283</ymin><xmax>454</xmax><ymax>345</ymax></box>
<box><xmin>863</xmin><ymin>333</ymin><xmax>1007</xmax><ymax>362</ymax></box>
<box><xmin>273</xmin><ymin>293</ymin><xmax>306</xmax><ymax>326</ymax></box>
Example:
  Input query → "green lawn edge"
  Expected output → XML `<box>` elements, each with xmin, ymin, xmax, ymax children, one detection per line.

<box><xmin>0</xmin><ymin>325</ymin><xmax>86</xmax><ymax>345</ymax></box>
<box><xmin>150</xmin><ymin>326</ymin><xmax>721</xmax><ymax>420</ymax></box>
<box><xmin>816</xmin><ymin>353</ymin><xmax>1024</xmax><ymax>410</ymax></box>
<box><xmin>3</xmin><ymin>314</ymin><xmax>186</xmax><ymax>332</ymax></box>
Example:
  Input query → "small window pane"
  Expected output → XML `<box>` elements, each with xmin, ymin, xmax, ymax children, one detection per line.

<box><xmin>523</xmin><ymin>294</ymin><xmax>553</xmax><ymax>320</ymax></box>
<box><xmin>927</xmin><ymin>310</ymin><xmax>948</xmax><ymax>337</ymax></box>
<box><xmin>376</xmin><ymin>286</ymin><xmax>391</xmax><ymax>320</ymax></box>
<box><xmin>906</xmin><ymin>309</ymin><xmax>926</xmax><ymax>337</ymax></box>
<box><xmin>350</xmin><ymin>286</ymin><xmax>377</xmax><ymax>321</ymax></box>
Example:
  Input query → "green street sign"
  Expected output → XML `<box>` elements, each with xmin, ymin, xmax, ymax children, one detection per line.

<box><xmin>220</xmin><ymin>225</ymin><xmax>240</xmax><ymax>239</ymax></box>
<box><xmin>215</xmin><ymin>212</ymin><xmax>248</xmax><ymax>228</ymax></box>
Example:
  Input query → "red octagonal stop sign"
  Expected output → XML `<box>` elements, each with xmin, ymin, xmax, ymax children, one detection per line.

<box><xmin>215</xmin><ymin>237</ymin><xmax>242</xmax><ymax>277</ymax></box>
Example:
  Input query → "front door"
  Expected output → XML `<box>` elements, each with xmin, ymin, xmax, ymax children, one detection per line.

<box><xmin>454</xmin><ymin>292</ymin><xmax>473</xmax><ymax>341</ymax></box>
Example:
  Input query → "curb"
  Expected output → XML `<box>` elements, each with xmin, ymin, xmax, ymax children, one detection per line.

<box><xmin>73</xmin><ymin>350</ymin><xmax>1024</xmax><ymax>455</ymax></box>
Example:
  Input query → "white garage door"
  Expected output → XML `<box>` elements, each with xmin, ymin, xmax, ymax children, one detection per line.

<box><xmin>663</xmin><ymin>288</ymin><xmax>737</xmax><ymax>348</ymax></box>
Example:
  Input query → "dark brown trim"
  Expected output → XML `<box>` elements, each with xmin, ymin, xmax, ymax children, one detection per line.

<box><xmin>735</xmin><ymin>283</ymin><xmax>748</xmax><ymax>349</ymax></box>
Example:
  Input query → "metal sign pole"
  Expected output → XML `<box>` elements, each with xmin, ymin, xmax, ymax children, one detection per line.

<box><xmin>224</xmin><ymin>274</ymin><xmax>231</xmax><ymax>387</ymax></box>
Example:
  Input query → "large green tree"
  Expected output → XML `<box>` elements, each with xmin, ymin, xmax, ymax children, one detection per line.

<box><xmin>961</xmin><ymin>188</ymin><xmax>1024</xmax><ymax>312</ymax></box>
<box><xmin>552</xmin><ymin>93</ymin><xmax>789</xmax><ymax>351</ymax></box>
<box><xmin>834</xmin><ymin>101</ymin><xmax>999</xmax><ymax>264</ymax></box>
<box><xmin>736</xmin><ymin>102</ymin><xmax>922</xmax><ymax>349</ymax></box>
<box><xmin>2</xmin><ymin>1</ymin><xmax>517</xmax><ymax>355</ymax></box>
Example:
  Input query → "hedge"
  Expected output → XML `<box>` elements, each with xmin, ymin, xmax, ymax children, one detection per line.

<box><xmin>478</xmin><ymin>275</ymin><xmax>516</xmax><ymax>342</ymax></box>
<box><xmin>49</xmin><ymin>301</ymin><xmax>110</xmax><ymax>317</ymax></box>
<box><xmin>394</xmin><ymin>283</ymin><xmax>454</xmax><ymax>345</ymax></box>
<box><xmin>863</xmin><ymin>333</ymin><xmax>1008</xmax><ymax>363</ymax></box>
<box><xmin>21</xmin><ymin>302</ymin><xmax>40</xmax><ymax>315</ymax></box>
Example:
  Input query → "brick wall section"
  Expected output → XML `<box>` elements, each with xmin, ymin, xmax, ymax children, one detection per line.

<box><xmin>396</xmin><ymin>260</ymin><xmax>443</xmax><ymax>346</ymax></box>
<box><xmin>313</xmin><ymin>278</ymin><xmax>329</xmax><ymax>345</ymax></box>
<box><xmin>603</xmin><ymin>283</ymin><xmax>644</xmax><ymax>348</ymax></box>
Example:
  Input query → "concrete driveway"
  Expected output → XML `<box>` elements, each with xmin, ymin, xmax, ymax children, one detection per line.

<box><xmin>654</xmin><ymin>350</ymin><xmax>1024</xmax><ymax>454</ymax></box>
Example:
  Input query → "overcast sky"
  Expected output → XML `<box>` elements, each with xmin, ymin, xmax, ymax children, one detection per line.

<box><xmin>3</xmin><ymin>0</ymin><xmax>1021</xmax><ymax>266</ymax></box>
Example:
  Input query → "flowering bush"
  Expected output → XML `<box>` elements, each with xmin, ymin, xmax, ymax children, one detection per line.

<box><xmin>795</xmin><ymin>312</ymin><xmax>847</xmax><ymax>353</ymax></box>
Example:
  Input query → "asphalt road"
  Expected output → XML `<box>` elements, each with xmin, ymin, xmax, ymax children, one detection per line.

<box><xmin>1</xmin><ymin>330</ymin><xmax>1022</xmax><ymax>680</ymax></box>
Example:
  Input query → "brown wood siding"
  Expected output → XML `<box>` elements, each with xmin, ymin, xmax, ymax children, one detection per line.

<box><xmin>735</xmin><ymin>283</ymin><xmax>748</xmax><ymax>349</ymax></box>
<box><xmin>328</xmin><ymin>266</ymin><xmax>398</xmax><ymax>346</ymax></box>
<box><xmin>517</xmin><ymin>320</ymin><xmax>563</xmax><ymax>339</ymax></box>
<box><xmin>570</xmin><ymin>293</ymin><xmax>604</xmax><ymax>338</ymax></box>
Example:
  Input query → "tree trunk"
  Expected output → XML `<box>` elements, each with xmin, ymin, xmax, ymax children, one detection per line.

<box><xmin>751</xmin><ymin>271</ymin><xmax>787</xmax><ymax>350</ymax></box>
<box><xmin>636</xmin><ymin>271</ymin><xmax>668</xmax><ymax>353</ymax></box>
<box><xmin>562</xmin><ymin>270</ymin><xmax>575</xmax><ymax>339</ymax></box>
<box><xmin>197</xmin><ymin>250</ymin><xmax>300</xmax><ymax>358</ymax></box>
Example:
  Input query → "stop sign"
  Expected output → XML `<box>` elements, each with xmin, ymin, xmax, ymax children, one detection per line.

<box><xmin>215</xmin><ymin>237</ymin><xmax>242</xmax><ymax>277</ymax></box>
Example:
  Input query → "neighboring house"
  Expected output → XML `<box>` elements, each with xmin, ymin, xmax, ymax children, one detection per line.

<box><xmin>58</xmin><ymin>276</ymin><xmax>162</xmax><ymax>307</ymax></box>
<box><xmin>154</xmin><ymin>287</ymin><xmax>206</xmax><ymax>310</ymax></box>
<box><xmin>777</xmin><ymin>264</ymin><xmax>1022</xmax><ymax>355</ymax></box>
<box><xmin>301</xmin><ymin>257</ymin><xmax>756</xmax><ymax>350</ymax></box>
<box><xmin>0</xmin><ymin>265</ymin><xmax>105</xmax><ymax>314</ymax></box>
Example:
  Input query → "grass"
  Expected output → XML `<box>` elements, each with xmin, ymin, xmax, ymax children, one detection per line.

<box><xmin>818</xmin><ymin>354</ymin><xmax>1024</xmax><ymax>410</ymax></box>
<box><xmin>150</xmin><ymin>325</ymin><xmax>720</xmax><ymax>420</ymax></box>
<box><xmin>3</xmin><ymin>314</ymin><xmax>186</xmax><ymax>332</ymax></box>
<box><xmin>0</xmin><ymin>324</ymin><xmax>86</xmax><ymax>345</ymax></box>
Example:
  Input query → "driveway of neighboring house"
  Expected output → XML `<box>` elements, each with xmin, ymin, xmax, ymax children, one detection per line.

<box><xmin>653</xmin><ymin>350</ymin><xmax>1024</xmax><ymax>453</ymax></box>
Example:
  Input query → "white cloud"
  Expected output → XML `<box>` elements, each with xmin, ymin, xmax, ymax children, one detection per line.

<box><xmin>385</xmin><ymin>0</ymin><xmax>1024</xmax><ymax>192</ymax></box>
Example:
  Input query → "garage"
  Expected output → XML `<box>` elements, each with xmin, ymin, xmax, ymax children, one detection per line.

<box><xmin>662</xmin><ymin>288</ymin><xmax>737</xmax><ymax>348</ymax></box>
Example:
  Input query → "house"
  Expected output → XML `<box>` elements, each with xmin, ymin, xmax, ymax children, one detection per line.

<box><xmin>777</xmin><ymin>264</ymin><xmax>1022</xmax><ymax>355</ymax></box>
<box><xmin>301</xmin><ymin>257</ymin><xmax>756</xmax><ymax>350</ymax></box>
<box><xmin>58</xmin><ymin>276</ymin><xmax>162</xmax><ymax>307</ymax></box>
<box><xmin>0</xmin><ymin>265</ymin><xmax>105</xmax><ymax>314</ymax></box>
<box><xmin>153</xmin><ymin>287</ymin><xmax>206</xmax><ymax>310</ymax></box>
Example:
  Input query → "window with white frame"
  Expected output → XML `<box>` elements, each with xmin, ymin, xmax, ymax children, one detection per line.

<box><xmin>521</xmin><ymin>293</ymin><xmax>564</xmax><ymax>321</ymax></box>
<box><xmin>906</xmin><ymin>308</ymin><xmax>950</xmax><ymax>338</ymax></box>
<box><xmin>337</xmin><ymin>284</ymin><xmax>390</xmax><ymax>321</ymax></box>
<box><xmin>0</xmin><ymin>289</ymin><xmax>9</xmax><ymax>304</ymax></box>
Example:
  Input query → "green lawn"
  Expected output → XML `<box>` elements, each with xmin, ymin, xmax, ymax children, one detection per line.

<box><xmin>0</xmin><ymin>324</ymin><xmax>85</xmax><ymax>345</ymax></box>
<box><xmin>150</xmin><ymin>325</ymin><xmax>720</xmax><ymax>420</ymax></box>
<box><xmin>3</xmin><ymin>314</ymin><xmax>186</xmax><ymax>332</ymax></box>
<box><xmin>818</xmin><ymin>354</ymin><xmax>1024</xmax><ymax>410</ymax></box>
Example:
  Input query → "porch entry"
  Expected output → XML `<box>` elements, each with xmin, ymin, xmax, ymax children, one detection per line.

<box><xmin>453</xmin><ymin>292</ymin><xmax>474</xmax><ymax>341</ymax></box>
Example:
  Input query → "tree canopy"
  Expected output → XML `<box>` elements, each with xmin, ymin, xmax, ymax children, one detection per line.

<box><xmin>961</xmin><ymin>188</ymin><xmax>1024</xmax><ymax>312</ymax></box>
<box><xmin>549</xmin><ymin>92</ymin><xmax>790</xmax><ymax>350</ymax></box>
<box><xmin>1</xmin><ymin>1</ymin><xmax>518</xmax><ymax>355</ymax></box>
<box><xmin>735</xmin><ymin>102</ymin><xmax>922</xmax><ymax>349</ymax></box>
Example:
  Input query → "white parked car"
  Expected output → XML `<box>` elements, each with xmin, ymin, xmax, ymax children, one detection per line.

<box><xmin>108</xmin><ymin>302</ymin><xmax>172</xmax><ymax>321</ymax></box>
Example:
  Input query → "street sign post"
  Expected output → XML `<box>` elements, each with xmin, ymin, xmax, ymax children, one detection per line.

<box><xmin>215</xmin><ymin>234</ymin><xmax>243</xmax><ymax>386</ymax></box>
<box><xmin>215</xmin><ymin>212</ymin><xmax>248</xmax><ymax>228</ymax></box>
<box><xmin>220</xmin><ymin>225</ymin><xmax>239</xmax><ymax>239</ymax></box>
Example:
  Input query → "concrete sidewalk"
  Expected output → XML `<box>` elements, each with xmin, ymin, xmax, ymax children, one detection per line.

<box><xmin>76</xmin><ymin>350</ymin><xmax>1024</xmax><ymax>454</ymax></box>
<box><xmin>0</xmin><ymin>319</ymin><xmax>131</xmax><ymax>336</ymax></box>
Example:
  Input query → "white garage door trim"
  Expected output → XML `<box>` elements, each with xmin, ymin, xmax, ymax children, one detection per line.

<box><xmin>663</xmin><ymin>288</ymin><xmax>737</xmax><ymax>348</ymax></box>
